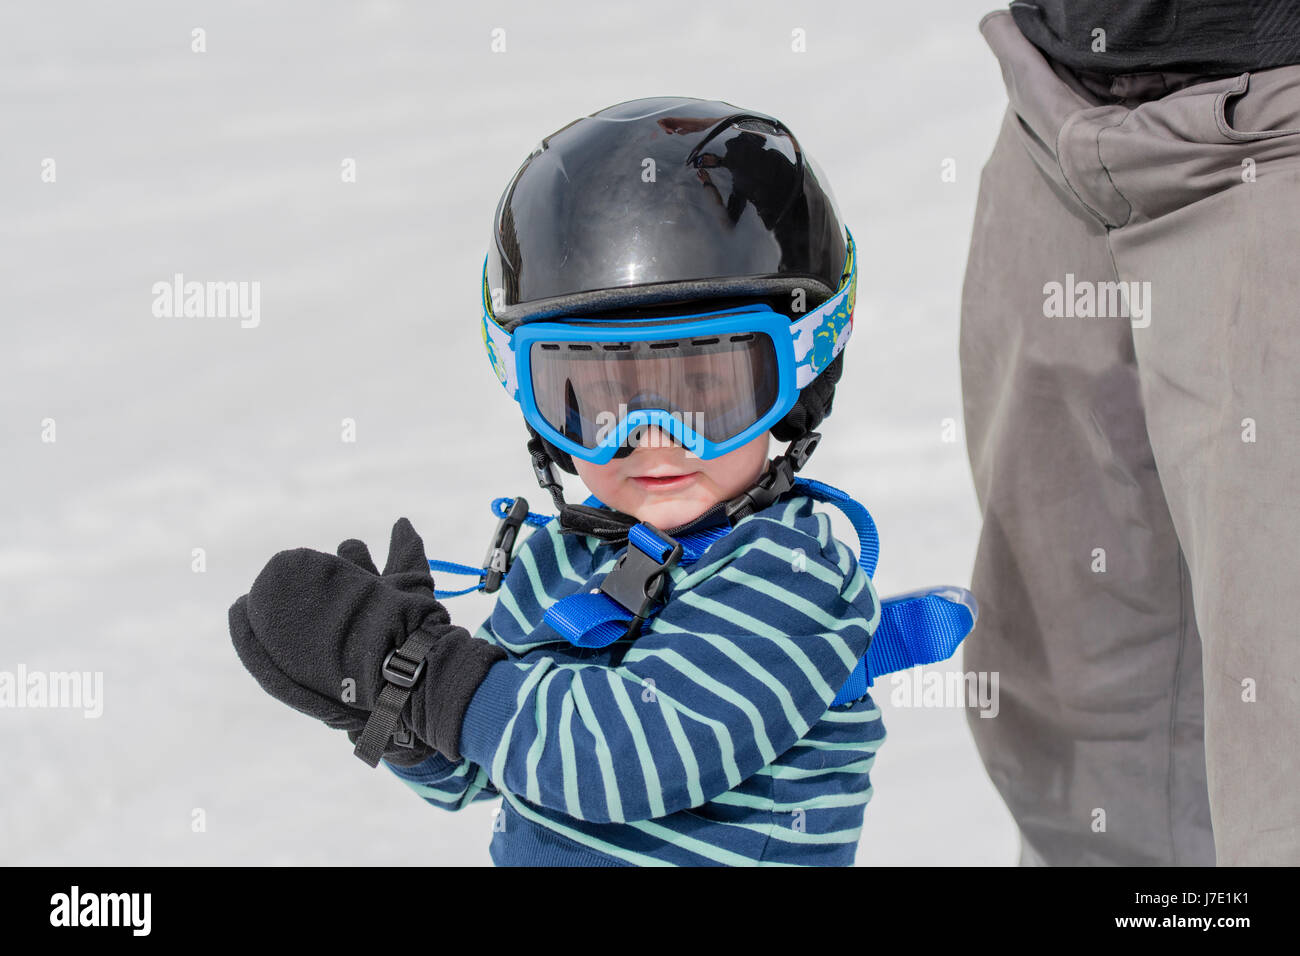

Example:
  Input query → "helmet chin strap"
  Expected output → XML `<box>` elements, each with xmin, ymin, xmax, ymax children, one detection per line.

<box><xmin>526</xmin><ymin>431</ymin><xmax>822</xmax><ymax>546</ymax></box>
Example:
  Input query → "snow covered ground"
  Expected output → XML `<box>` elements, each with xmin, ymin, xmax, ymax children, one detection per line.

<box><xmin>1</xmin><ymin>0</ymin><xmax>1018</xmax><ymax>865</ymax></box>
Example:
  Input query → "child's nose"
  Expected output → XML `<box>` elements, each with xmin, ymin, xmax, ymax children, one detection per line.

<box><xmin>633</xmin><ymin>424</ymin><xmax>681</xmax><ymax>450</ymax></box>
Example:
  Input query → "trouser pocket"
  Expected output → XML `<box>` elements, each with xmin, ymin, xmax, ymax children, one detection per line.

<box><xmin>1213</xmin><ymin>68</ymin><xmax>1300</xmax><ymax>141</ymax></box>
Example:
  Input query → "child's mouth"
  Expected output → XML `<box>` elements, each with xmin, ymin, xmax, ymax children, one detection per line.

<box><xmin>631</xmin><ymin>472</ymin><xmax>699</xmax><ymax>491</ymax></box>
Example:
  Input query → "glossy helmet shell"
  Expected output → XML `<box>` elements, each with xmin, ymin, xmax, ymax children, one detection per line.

<box><xmin>485</xmin><ymin>95</ymin><xmax>850</xmax><ymax>473</ymax></box>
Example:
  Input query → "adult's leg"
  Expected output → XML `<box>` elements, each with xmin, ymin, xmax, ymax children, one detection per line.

<box><xmin>1097</xmin><ymin>64</ymin><xmax>1300</xmax><ymax>865</ymax></box>
<box><xmin>959</xmin><ymin>10</ymin><xmax>1215</xmax><ymax>865</ymax></box>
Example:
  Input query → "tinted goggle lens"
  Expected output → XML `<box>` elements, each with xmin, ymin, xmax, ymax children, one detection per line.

<box><xmin>529</xmin><ymin>333</ymin><xmax>780</xmax><ymax>451</ymax></box>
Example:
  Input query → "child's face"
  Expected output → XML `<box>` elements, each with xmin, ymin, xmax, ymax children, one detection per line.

<box><xmin>573</xmin><ymin>427</ymin><xmax>772</xmax><ymax>529</ymax></box>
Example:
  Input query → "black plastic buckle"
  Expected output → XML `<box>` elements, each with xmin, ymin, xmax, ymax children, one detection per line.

<box><xmin>787</xmin><ymin>432</ymin><xmax>821</xmax><ymax>471</ymax></box>
<box><xmin>599</xmin><ymin>524</ymin><xmax>683</xmax><ymax>640</ymax></box>
<box><xmin>725</xmin><ymin>460</ymin><xmax>792</xmax><ymax>520</ymax></box>
<box><xmin>481</xmin><ymin>496</ymin><xmax>530</xmax><ymax>594</ymax></box>
<box><xmin>526</xmin><ymin>436</ymin><xmax>562</xmax><ymax>492</ymax></box>
<box><xmin>532</xmin><ymin>457</ymin><xmax>559</xmax><ymax>492</ymax></box>
<box><xmin>724</xmin><ymin>432</ymin><xmax>821</xmax><ymax>521</ymax></box>
<box><xmin>381</xmin><ymin>646</ymin><xmax>426</xmax><ymax>689</ymax></box>
<box><xmin>391</xmin><ymin>723</ymin><xmax>415</xmax><ymax>749</ymax></box>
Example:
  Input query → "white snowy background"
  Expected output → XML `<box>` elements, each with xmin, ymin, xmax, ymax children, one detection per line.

<box><xmin>2</xmin><ymin>0</ymin><xmax>1018</xmax><ymax>865</ymax></box>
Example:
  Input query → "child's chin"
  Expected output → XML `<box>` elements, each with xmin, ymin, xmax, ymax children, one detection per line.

<box><xmin>633</xmin><ymin>499</ymin><xmax>712</xmax><ymax>530</ymax></box>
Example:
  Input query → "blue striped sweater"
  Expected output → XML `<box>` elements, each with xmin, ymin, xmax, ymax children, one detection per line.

<box><xmin>384</xmin><ymin>489</ymin><xmax>885</xmax><ymax>866</ymax></box>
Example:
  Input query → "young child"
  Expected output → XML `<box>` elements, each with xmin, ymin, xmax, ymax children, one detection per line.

<box><xmin>230</xmin><ymin>96</ymin><xmax>971</xmax><ymax>866</ymax></box>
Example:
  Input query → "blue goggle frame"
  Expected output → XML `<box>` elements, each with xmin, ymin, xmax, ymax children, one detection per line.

<box><xmin>482</xmin><ymin>228</ymin><xmax>857</xmax><ymax>465</ymax></box>
<box><xmin>514</xmin><ymin>307</ymin><xmax>799</xmax><ymax>465</ymax></box>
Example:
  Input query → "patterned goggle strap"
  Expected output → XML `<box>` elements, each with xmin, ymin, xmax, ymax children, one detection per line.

<box><xmin>480</xmin><ymin>227</ymin><xmax>858</xmax><ymax>403</ymax></box>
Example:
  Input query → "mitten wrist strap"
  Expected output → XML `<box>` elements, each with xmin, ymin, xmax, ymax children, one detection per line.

<box><xmin>353</xmin><ymin>628</ymin><xmax>440</xmax><ymax>768</ymax></box>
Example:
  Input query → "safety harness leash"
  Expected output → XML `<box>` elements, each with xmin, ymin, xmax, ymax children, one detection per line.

<box><xmin>426</xmin><ymin>475</ymin><xmax>977</xmax><ymax>708</ymax></box>
<box><xmin>540</xmin><ymin>476</ymin><xmax>973</xmax><ymax>705</ymax></box>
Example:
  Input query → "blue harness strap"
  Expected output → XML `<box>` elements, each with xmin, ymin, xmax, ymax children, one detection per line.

<box><xmin>793</xmin><ymin>476</ymin><xmax>880</xmax><ymax>576</ymax></box>
<box><xmin>425</xmin><ymin>559</ymin><xmax>496</xmax><ymax>597</ymax></box>
<box><xmin>426</xmin><ymin>497</ymin><xmax>559</xmax><ymax>599</ymax></box>
<box><xmin>541</xmin><ymin>478</ymin><xmax>977</xmax><ymax>705</ymax></box>
<box><xmin>788</xmin><ymin>478</ymin><xmax>977</xmax><ymax>704</ymax></box>
<box><xmin>542</xmin><ymin>522</ymin><xmax>730</xmax><ymax>647</ymax></box>
<box><xmin>831</xmin><ymin>586</ymin><xmax>978</xmax><ymax>705</ymax></box>
<box><xmin>426</xmin><ymin>485</ymin><xmax>977</xmax><ymax>707</ymax></box>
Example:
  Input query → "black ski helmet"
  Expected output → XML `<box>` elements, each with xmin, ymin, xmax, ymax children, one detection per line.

<box><xmin>486</xmin><ymin>95</ymin><xmax>850</xmax><ymax>474</ymax></box>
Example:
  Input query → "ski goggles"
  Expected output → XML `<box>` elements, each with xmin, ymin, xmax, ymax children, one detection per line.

<box><xmin>481</xmin><ymin>229</ymin><xmax>856</xmax><ymax>465</ymax></box>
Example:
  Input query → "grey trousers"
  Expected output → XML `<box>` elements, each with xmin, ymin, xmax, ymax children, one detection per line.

<box><xmin>961</xmin><ymin>10</ymin><xmax>1300</xmax><ymax>866</ymax></box>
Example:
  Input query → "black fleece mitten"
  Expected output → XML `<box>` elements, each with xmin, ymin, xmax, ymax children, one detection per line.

<box><xmin>233</xmin><ymin>518</ymin><xmax>506</xmax><ymax>763</ymax></box>
<box><xmin>230</xmin><ymin>594</ymin><xmax>436</xmax><ymax>766</ymax></box>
